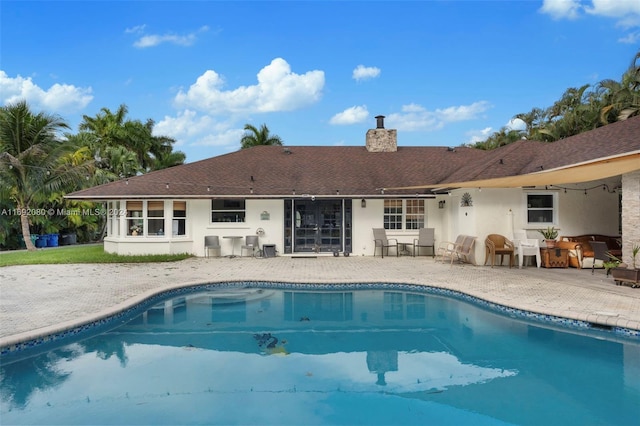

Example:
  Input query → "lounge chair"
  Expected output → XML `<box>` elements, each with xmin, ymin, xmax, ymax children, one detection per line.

<box><xmin>373</xmin><ymin>228</ymin><xmax>398</xmax><ymax>258</ymax></box>
<box><xmin>436</xmin><ymin>235</ymin><xmax>466</xmax><ymax>264</ymax></box>
<box><xmin>454</xmin><ymin>236</ymin><xmax>476</xmax><ymax>265</ymax></box>
<box><xmin>484</xmin><ymin>234</ymin><xmax>515</xmax><ymax>268</ymax></box>
<box><xmin>413</xmin><ymin>228</ymin><xmax>435</xmax><ymax>257</ymax></box>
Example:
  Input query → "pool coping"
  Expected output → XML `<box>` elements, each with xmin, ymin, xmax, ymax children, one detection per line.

<box><xmin>2</xmin><ymin>278</ymin><xmax>638</xmax><ymax>359</ymax></box>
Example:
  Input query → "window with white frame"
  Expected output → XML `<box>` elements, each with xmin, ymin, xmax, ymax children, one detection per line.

<box><xmin>384</xmin><ymin>199</ymin><xmax>425</xmax><ymax>230</ymax></box>
<box><xmin>405</xmin><ymin>199</ymin><xmax>425</xmax><ymax>229</ymax></box>
<box><xmin>211</xmin><ymin>199</ymin><xmax>245</xmax><ymax>223</ymax></box>
<box><xmin>124</xmin><ymin>200</ymin><xmax>166</xmax><ymax>236</ymax></box>
<box><xmin>147</xmin><ymin>201</ymin><xmax>165</xmax><ymax>235</ymax></box>
<box><xmin>526</xmin><ymin>193</ymin><xmax>557</xmax><ymax>224</ymax></box>
<box><xmin>126</xmin><ymin>201</ymin><xmax>144</xmax><ymax>236</ymax></box>
<box><xmin>172</xmin><ymin>201</ymin><xmax>186</xmax><ymax>236</ymax></box>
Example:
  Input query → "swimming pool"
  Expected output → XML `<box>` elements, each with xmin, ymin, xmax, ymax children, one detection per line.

<box><xmin>1</xmin><ymin>283</ymin><xmax>638</xmax><ymax>425</ymax></box>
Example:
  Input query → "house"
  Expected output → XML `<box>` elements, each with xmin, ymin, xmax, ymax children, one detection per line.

<box><xmin>66</xmin><ymin>115</ymin><xmax>640</xmax><ymax>264</ymax></box>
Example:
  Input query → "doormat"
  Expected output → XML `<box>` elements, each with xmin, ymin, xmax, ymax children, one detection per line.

<box><xmin>291</xmin><ymin>255</ymin><xmax>317</xmax><ymax>259</ymax></box>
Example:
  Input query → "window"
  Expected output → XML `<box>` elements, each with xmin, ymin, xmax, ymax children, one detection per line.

<box><xmin>172</xmin><ymin>201</ymin><xmax>186</xmax><ymax>236</ymax></box>
<box><xmin>405</xmin><ymin>200</ymin><xmax>425</xmax><ymax>229</ymax></box>
<box><xmin>147</xmin><ymin>201</ymin><xmax>165</xmax><ymax>235</ymax></box>
<box><xmin>526</xmin><ymin>193</ymin><xmax>556</xmax><ymax>224</ymax></box>
<box><xmin>126</xmin><ymin>201</ymin><xmax>143</xmax><ymax>236</ymax></box>
<box><xmin>384</xmin><ymin>199</ymin><xmax>425</xmax><ymax>230</ymax></box>
<box><xmin>211</xmin><ymin>199</ymin><xmax>245</xmax><ymax>223</ymax></box>
<box><xmin>125</xmin><ymin>200</ymin><xmax>167</xmax><ymax>236</ymax></box>
<box><xmin>383</xmin><ymin>200</ymin><xmax>403</xmax><ymax>229</ymax></box>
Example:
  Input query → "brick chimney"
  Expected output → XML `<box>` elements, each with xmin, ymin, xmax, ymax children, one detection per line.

<box><xmin>366</xmin><ymin>115</ymin><xmax>397</xmax><ymax>152</ymax></box>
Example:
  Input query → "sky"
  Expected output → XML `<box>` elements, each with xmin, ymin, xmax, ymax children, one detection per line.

<box><xmin>2</xmin><ymin>0</ymin><xmax>640</xmax><ymax>163</ymax></box>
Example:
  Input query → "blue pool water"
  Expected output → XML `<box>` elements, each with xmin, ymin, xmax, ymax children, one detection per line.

<box><xmin>1</xmin><ymin>285</ymin><xmax>639</xmax><ymax>425</ymax></box>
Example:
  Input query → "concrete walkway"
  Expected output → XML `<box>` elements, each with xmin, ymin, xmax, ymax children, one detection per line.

<box><xmin>1</xmin><ymin>256</ymin><xmax>640</xmax><ymax>348</ymax></box>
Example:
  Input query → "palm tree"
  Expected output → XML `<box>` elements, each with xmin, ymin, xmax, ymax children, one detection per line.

<box><xmin>0</xmin><ymin>101</ymin><xmax>92</xmax><ymax>251</ymax></box>
<box><xmin>240</xmin><ymin>123</ymin><xmax>283</xmax><ymax>149</ymax></box>
<box><xmin>80</xmin><ymin>105</ymin><xmax>184</xmax><ymax>174</ymax></box>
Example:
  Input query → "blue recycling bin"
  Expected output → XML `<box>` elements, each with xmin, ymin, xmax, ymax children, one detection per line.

<box><xmin>35</xmin><ymin>235</ymin><xmax>47</xmax><ymax>248</ymax></box>
<box><xmin>48</xmin><ymin>234</ymin><xmax>59</xmax><ymax>247</ymax></box>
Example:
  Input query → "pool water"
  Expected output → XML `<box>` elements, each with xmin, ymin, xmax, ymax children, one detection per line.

<box><xmin>1</xmin><ymin>286</ymin><xmax>639</xmax><ymax>425</ymax></box>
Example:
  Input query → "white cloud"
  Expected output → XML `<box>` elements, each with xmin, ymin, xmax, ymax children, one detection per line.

<box><xmin>539</xmin><ymin>0</ymin><xmax>582</xmax><ymax>20</ymax></box>
<box><xmin>386</xmin><ymin>101</ymin><xmax>491</xmax><ymax>132</ymax></box>
<box><xmin>174</xmin><ymin>58</ymin><xmax>325</xmax><ymax>114</ymax></box>
<box><xmin>618</xmin><ymin>31</ymin><xmax>640</xmax><ymax>43</ymax></box>
<box><xmin>540</xmin><ymin>0</ymin><xmax>640</xmax><ymax>28</ymax></box>
<box><xmin>586</xmin><ymin>0</ymin><xmax>640</xmax><ymax>29</ymax></box>
<box><xmin>0</xmin><ymin>71</ymin><xmax>93</xmax><ymax>112</ymax></box>
<box><xmin>586</xmin><ymin>0</ymin><xmax>640</xmax><ymax>19</ymax></box>
<box><xmin>352</xmin><ymin>65</ymin><xmax>381</xmax><ymax>81</ymax></box>
<box><xmin>506</xmin><ymin>118</ymin><xmax>526</xmax><ymax>131</ymax></box>
<box><xmin>154</xmin><ymin>109</ymin><xmax>212</xmax><ymax>144</ymax></box>
<box><xmin>466</xmin><ymin>127</ymin><xmax>494</xmax><ymax>144</ymax></box>
<box><xmin>190</xmin><ymin>128</ymin><xmax>245</xmax><ymax>147</ymax></box>
<box><xmin>155</xmin><ymin>109</ymin><xmax>244</xmax><ymax>148</ymax></box>
<box><xmin>125</xmin><ymin>24</ymin><xmax>146</xmax><ymax>34</ymax></box>
<box><xmin>329</xmin><ymin>105</ymin><xmax>369</xmax><ymax>125</ymax></box>
<box><xmin>132</xmin><ymin>26</ymin><xmax>209</xmax><ymax>48</ymax></box>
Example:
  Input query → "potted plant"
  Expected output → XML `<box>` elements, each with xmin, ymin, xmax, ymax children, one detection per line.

<box><xmin>130</xmin><ymin>224</ymin><xmax>143</xmax><ymax>236</ymax></box>
<box><xmin>538</xmin><ymin>226</ymin><xmax>558</xmax><ymax>248</ymax></box>
<box><xmin>611</xmin><ymin>243</ymin><xmax>640</xmax><ymax>287</ymax></box>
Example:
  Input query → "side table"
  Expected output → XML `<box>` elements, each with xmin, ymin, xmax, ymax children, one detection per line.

<box><xmin>540</xmin><ymin>248</ymin><xmax>569</xmax><ymax>268</ymax></box>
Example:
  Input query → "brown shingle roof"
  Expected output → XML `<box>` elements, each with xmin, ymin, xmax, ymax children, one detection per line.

<box><xmin>67</xmin><ymin>115</ymin><xmax>640</xmax><ymax>199</ymax></box>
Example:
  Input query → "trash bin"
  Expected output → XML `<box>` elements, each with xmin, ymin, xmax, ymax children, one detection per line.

<box><xmin>48</xmin><ymin>234</ymin><xmax>59</xmax><ymax>247</ymax></box>
<box><xmin>35</xmin><ymin>235</ymin><xmax>47</xmax><ymax>248</ymax></box>
<box><xmin>263</xmin><ymin>244</ymin><xmax>276</xmax><ymax>258</ymax></box>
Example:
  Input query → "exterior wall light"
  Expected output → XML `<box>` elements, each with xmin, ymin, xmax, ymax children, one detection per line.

<box><xmin>438</xmin><ymin>200</ymin><xmax>446</xmax><ymax>209</ymax></box>
<box><xmin>361</xmin><ymin>199</ymin><xmax>366</xmax><ymax>208</ymax></box>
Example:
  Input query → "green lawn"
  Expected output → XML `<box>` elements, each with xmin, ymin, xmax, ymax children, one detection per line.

<box><xmin>0</xmin><ymin>244</ymin><xmax>192</xmax><ymax>266</ymax></box>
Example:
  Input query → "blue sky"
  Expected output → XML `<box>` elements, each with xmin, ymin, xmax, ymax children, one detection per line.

<box><xmin>2</xmin><ymin>1</ymin><xmax>639</xmax><ymax>163</ymax></box>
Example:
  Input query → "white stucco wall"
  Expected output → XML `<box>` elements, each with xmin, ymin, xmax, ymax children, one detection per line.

<box><xmin>442</xmin><ymin>180</ymin><xmax>621</xmax><ymax>266</ymax></box>
<box><xmin>352</xmin><ymin>198</ymin><xmax>443</xmax><ymax>257</ymax></box>
<box><xmin>192</xmin><ymin>199</ymin><xmax>285</xmax><ymax>257</ymax></box>
<box><xmin>103</xmin><ymin>177</ymin><xmax>623</xmax><ymax>260</ymax></box>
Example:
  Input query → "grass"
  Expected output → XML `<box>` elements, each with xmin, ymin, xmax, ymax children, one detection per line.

<box><xmin>0</xmin><ymin>244</ymin><xmax>192</xmax><ymax>267</ymax></box>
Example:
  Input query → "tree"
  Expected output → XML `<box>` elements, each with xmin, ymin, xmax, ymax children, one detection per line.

<box><xmin>79</xmin><ymin>104</ymin><xmax>185</xmax><ymax>176</ymax></box>
<box><xmin>240</xmin><ymin>123</ymin><xmax>283</xmax><ymax>149</ymax></box>
<box><xmin>599</xmin><ymin>51</ymin><xmax>640</xmax><ymax>123</ymax></box>
<box><xmin>0</xmin><ymin>101</ymin><xmax>93</xmax><ymax>251</ymax></box>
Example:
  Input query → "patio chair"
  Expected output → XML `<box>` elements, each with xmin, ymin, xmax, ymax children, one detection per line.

<box><xmin>413</xmin><ymin>228</ymin><xmax>435</xmax><ymax>257</ymax></box>
<box><xmin>454</xmin><ymin>235</ymin><xmax>477</xmax><ymax>265</ymax></box>
<box><xmin>241</xmin><ymin>235</ymin><xmax>260</xmax><ymax>257</ymax></box>
<box><xmin>484</xmin><ymin>234</ymin><xmax>515</xmax><ymax>268</ymax></box>
<box><xmin>516</xmin><ymin>234</ymin><xmax>541</xmax><ymax>269</ymax></box>
<box><xmin>590</xmin><ymin>240</ymin><xmax>609</xmax><ymax>275</ymax></box>
<box><xmin>204</xmin><ymin>235</ymin><xmax>221</xmax><ymax>258</ymax></box>
<box><xmin>436</xmin><ymin>234</ymin><xmax>466</xmax><ymax>264</ymax></box>
<box><xmin>373</xmin><ymin>228</ymin><xmax>398</xmax><ymax>258</ymax></box>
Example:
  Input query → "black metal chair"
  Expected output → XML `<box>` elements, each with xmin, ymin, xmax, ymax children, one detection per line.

<box><xmin>590</xmin><ymin>240</ymin><xmax>610</xmax><ymax>275</ymax></box>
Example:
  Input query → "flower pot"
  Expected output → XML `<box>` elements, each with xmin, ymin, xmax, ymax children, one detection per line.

<box><xmin>611</xmin><ymin>267</ymin><xmax>640</xmax><ymax>287</ymax></box>
<box><xmin>545</xmin><ymin>239</ymin><xmax>556</xmax><ymax>249</ymax></box>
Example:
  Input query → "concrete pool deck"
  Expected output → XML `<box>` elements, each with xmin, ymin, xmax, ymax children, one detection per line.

<box><xmin>1</xmin><ymin>255</ymin><xmax>640</xmax><ymax>348</ymax></box>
